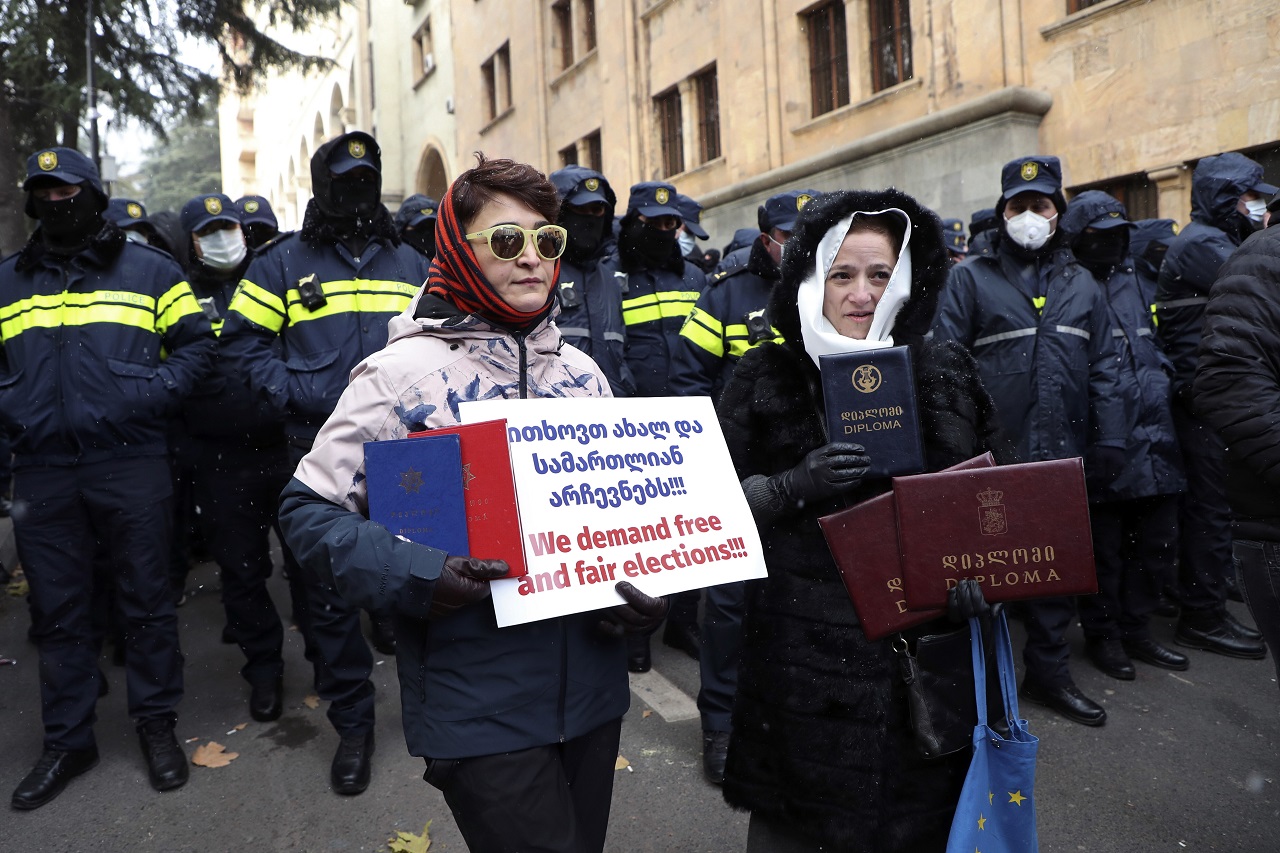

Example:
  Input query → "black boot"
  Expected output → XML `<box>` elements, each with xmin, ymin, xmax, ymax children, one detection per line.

<box><xmin>331</xmin><ymin>730</ymin><xmax>374</xmax><ymax>795</ymax></box>
<box><xmin>11</xmin><ymin>747</ymin><xmax>99</xmax><ymax>810</ymax></box>
<box><xmin>1019</xmin><ymin>678</ymin><xmax>1107</xmax><ymax>726</ymax></box>
<box><xmin>137</xmin><ymin>720</ymin><xmax>189</xmax><ymax>791</ymax></box>
<box><xmin>1085</xmin><ymin>637</ymin><xmax>1135</xmax><ymax>681</ymax></box>
<box><xmin>250</xmin><ymin>676</ymin><xmax>284</xmax><ymax>722</ymax></box>
<box><xmin>662</xmin><ymin>620</ymin><xmax>702</xmax><ymax>660</ymax></box>
<box><xmin>702</xmin><ymin>731</ymin><xmax>730</xmax><ymax>785</ymax></box>
<box><xmin>1176</xmin><ymin>611</ymin><xmax>1267</xmax><ymax>659</ymax></box>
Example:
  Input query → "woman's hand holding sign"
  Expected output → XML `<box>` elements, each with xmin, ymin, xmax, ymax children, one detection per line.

<box><xmin>597</xmin><ymin>581</ymin><xmax>669</xmax><ymax>637</ymax></box>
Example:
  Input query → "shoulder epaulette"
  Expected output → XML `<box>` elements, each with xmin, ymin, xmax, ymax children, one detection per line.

<box><xmin>252</xmin><ymin>231</ymin><xmax>296</xmax><ymax>257</ymax></box>
<box><xmin>709</xmin><ymin>264</ymin><xmax>750</xmax><ymax>286</ymax></box>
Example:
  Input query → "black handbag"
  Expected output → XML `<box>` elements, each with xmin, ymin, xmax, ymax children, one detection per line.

<box><xmin>894</xmin><ymin>621</ymin><xmax>1009</xmax><ymax>759</ymax></box>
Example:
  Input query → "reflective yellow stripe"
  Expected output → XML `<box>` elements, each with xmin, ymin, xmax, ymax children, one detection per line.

<box><xmin>155</xmin><ymin>282</ymin><xmax>203</xmax><ymax>335</ymax></box>
<box><xmin>211</xmin><ymin>319</ymin><xmax>225</xmax><ymax>336</ymax></box>
<box><xmin>283</xmin><ymin>279</ymin><xmax>419</xmax><ymax>325</ymax></box>
<box><xmin>621</xmin><ymin>290</ymin><xmax>700</xmax><ymax>326</ymax></box>
<box><xmin>1150</xmin><ymin>302</ymin><xmax>1159</xmax><ymax>327</ymax></box>
<box><xmin>723</xmin><ymin>324</ymin><xmax>784</xmax><ymax>358</ymax></box>
<box><xmin>680</xmin><ymin>308</ymin><xmax>726</xmax><ymax>357</ymax></box>
<box><xmin>228</xmin><ymin>279</ymin><xmax>287</xmax><ymax>333</ymax></box>
<box><xmin>1032</xmin><ymin>296</ymin><xmax>1047</xmax><ymax>315</ymax></box>
<box><xmin>0</xmin><ymin>290</ymin><xmax>158</xmax><ymax>341</ymax></box>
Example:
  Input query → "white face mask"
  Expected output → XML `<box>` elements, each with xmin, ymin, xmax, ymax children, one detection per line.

<box><xmin>197</xmin><ymin>228</ymin><xmax>247</xmax><ymax>270</ymax></box>
<box><xmin>124</xmin><ymin>230</ymin><xmax>149</xmax><ymax>245</ymax></box>
<box><xmin>1005</xmin><ymin>210</ymin><xmax>1057</xmax><ymax>251</ymax></box>
<box><xmin>677</xmin><ymin>230</ymin><xmax>696</xmax><ymax>255</ymax></box>
<box><xmin>1244</xmin><ymin>198</ymin><xmax>1268</xmax><ymax>224</ymax></box>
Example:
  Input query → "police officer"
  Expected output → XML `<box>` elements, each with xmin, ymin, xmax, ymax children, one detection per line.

<box><xmin>967</xmin><ymin>207</ymin><xmax>999</xmax><ymax>258</ymax></box>
<box><xmin>675</xmin><ymin>193</ymin><xmax>715</xmax><ymax>272</ymax></box>
<box><xmin>105</xmin><ymin>197</ymin><xmax>161</xmax><ymax>246</ymax></box>
<box><xmin>1156</xmin><ymin>152</ymin><xmax>1272</xmax><ymax>659</ymax></box>
<box><xmin>941</xmin><ymin>217</ymin><xmax>968</xmax><ymax>263</ymax></box>
<box><xmin>220</xmin><ymin>130</ymin><xmax>432</xmax><ymax>795</ymax></box>
<box><xmin>235</xmin><ymin>195</ymin><xmax>281</xmax><ymax>249</ymax></box>
<box><xmin>395</xmin><ymin>193</ymin><xmax>439</xmax><ymax>258</ymax></box>
<box><xmin>176</xmin><ymin>193</ymin><xmax>290</xmax><ymax>721</ymax></box>
<box><xmin>666</xmin><ymin>187</ymin><xmax>815</xmax><ymax>783</ymax></box>
<box><xmin>1130</xmin><ymin>218</ymin><xmax>1178</xmax><ymax>289</ymax></box>
<box><xmin>932</xmin><ymin>155</ymin><xmax>1128</xmax><ymax>727</ymax></box>
<box><xmin>614</xmin><ymin>181</ymin><xmax>707</xmax><ymax>670</ymax></box>
<box><xmin>550</xmin><ymin>165</ymin><xmax>634</xmax><ymax>397</ymax></box>
<box><xmin>4</xmin><ymin>148</ymin><xmax>215</xmax><ymax>809</ymax></box>
<box><xmin>720</xmin><ymin>227</ymin><xmax>762</xmax><ymax>265</ymax></box>
<box><xmin>1062</xmin><ymin>191</ymin><xmax>1190</xmax><ymax>679</ymax></box>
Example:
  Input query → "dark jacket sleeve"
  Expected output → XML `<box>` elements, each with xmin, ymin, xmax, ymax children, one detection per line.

<box><xmin>1157</xmin><ymin>229</ymin><xmax>1236</xmax><ymax>397</ymax></box>
<box><xmin>1193</xmin><ymin>234</ymin><xmax>1280</xmax><ymax>489</ymax></box>
<box><xmin>155</xmin><ymin>270</ymin><xmax>217</xmax><ymax>403</ymax></box>
<box><xmin>219</xmin><ymin>253</ymin><xmax>291</xmax><ymax>411</ymax></box>
<box><xmin>278</xmin><ymin>477</ymin><xmax>448</xmax><ymax>619</ymax></box>
<box><xmin>930</xmin><ymin>264</ymin><xmax>978</xmax><ymax>346</ymax></box>
<box><xmin>667</xmin><ymin>286</ymin><xmax>726</xmax><ymax>398</ymax></box>
<box><xmin>1085</xmin><ymin>282</ymin><xmax>1128</xmax><ymax>448</ymax></box>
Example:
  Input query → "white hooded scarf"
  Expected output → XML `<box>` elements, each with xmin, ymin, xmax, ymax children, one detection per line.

<box><xmin>795</xmin><ymin>208</ymin><xmax>914</xmax><ymax>368</ymax></box>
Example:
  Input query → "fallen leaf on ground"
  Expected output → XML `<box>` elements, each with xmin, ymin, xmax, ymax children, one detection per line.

<box><xmin>614</xmin><ymin>755</ymin><xmax>630</xmax><ymax>771</ymax></box>
<box><xmin>191</xmin><ymin>741</ymin><xmax>238</xmax><ymax>768</ymax></box>
<box><xmin>387</xmin><ymin>821</ymin><xmax>431</xmax><ymax>853</ymax></box>
<box><xmin>642</xmin><ymin>710</ymin><xmax>652</xmax><ymax>718</ymax></box>
<box><xmin>303</xmin><ymin>694</ymin><xmax>320</xmax><ymax>709</ymax></box>
<box><xmin>234</xmin><ymin>723</ymin><xmax>247</xmax><ymax>731</ymax></box>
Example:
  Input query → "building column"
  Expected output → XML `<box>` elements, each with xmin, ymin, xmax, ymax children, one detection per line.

<box><xmin>1148</xmin><ymin>163</ymin><xmax>1192</xmax><ymax>225</ymax></box>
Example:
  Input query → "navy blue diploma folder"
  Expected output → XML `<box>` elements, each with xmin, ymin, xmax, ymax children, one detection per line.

<box><xmin>364</xmin><ymin>434</ymin><xmax>470</xmax><ymax>556</ymax></box>
<box><xmin>819</xmin><ymin>346</ymin><xmax>925</xmax><ymax>480</ymax></box>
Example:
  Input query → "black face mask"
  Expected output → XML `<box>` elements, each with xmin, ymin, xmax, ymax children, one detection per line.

<box><xmin>33</xmin><ymin>188</ymin><xmax>102</xmax><ymax>245</ymax></box>
<box><xmin>402</xmin><ymin>225</ymin><xmax>436</xmax><ymax>258</ymax></box>
<box><xmin>620</xmin><ymin>218</ymin><xmax>679</xmax><ymax>270</ymax></box>
<box><xmin>243</xmin><ymin>223</ymin><xmax>279</xmax><ymax>250</ymax></box>
<box><xmin>329</xmin><ymin>174</ymin><xmax>382</xmax><ymax>219</ymax></box>
<box><xmin>1073</xmin><ymin>229</ymin><xmax>1129</xmax><ymax>276</ymax></box>
<box><xmin>1140</xmin><ymin>241</ymin><xmax>1168</xmax><ymax>272</ymax></box>
<box><xmin>560</xmin><ymin>210</ymin><xmax>608</xmax><ymax>262</ymax></box>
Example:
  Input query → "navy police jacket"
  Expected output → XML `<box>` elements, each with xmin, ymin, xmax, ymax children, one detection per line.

<box><xmin>556</xmin><ymin>250</ymin><xmax>635</xmax><ymax>397</ymax></box>
<box><xmin>0</xmin><ymin>222</ymin><xmax>215</xmax><ymax>467</ymax></box>
<box><xmin>669</xmin><ymin>238</ymin><xmax>783</xmax><ymax>401</ymax></box>
<box><xmin>220</xmin><ymin>209</ymin><xmax>431</xmax><ymax>446</ymax></box>
<box><xmin>1090</xmin><ymin>261</ymin><xmax>1186</xmax><ymax>501</ymax></box>
<box><xmin>932</xmin><ymin>241</ymin><xmax>1127</xmax><ymax>462</ymax></box>
<box><xmin>617</xmin><ymin>260</ymin><xmax>705</xmax><ymax>397</ymax></box>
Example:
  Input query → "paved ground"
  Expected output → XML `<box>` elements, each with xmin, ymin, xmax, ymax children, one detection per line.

<box><xmin>1</xmin><ymin>523</ymin><xmax>1278</xmax><ymax>852</ymax></box>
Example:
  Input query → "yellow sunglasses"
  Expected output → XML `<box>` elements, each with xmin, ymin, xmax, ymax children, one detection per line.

<box><xmin>464</xmin><ymin>224</ymin><xmax>568</xmax><ymax>261</ymax></box>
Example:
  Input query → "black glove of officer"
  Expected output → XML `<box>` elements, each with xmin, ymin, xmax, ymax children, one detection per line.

<box><xmin>947</xmin><ymin>578</ymin><xmax>990</xmax><ymax>623</ymax></box>
<box><xmin>773</xmin><ymin>442</ymin><xmax>872</xmax><ymax>507</ymax></box>
<box><xmin>597</xmin><ymin>581</ymin><xmax>669</xmax><ymax>638</ymax></box>
<box><xmin>425</xmin><ymin>556</ymin><xmax>510</xmax><ymax>620</ymax></box>
<box><xmin>1089</xmin><ymin>445</ymin><xmax>1127</xmax><ymax>487</ymax></box>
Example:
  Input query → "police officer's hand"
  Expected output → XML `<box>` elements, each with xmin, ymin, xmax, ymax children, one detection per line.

<box><xmin>775</xmin><ymin>442</ymin><xmax>871</xmax><ymax>506</ymax></box>
<box><xmin>1089</xmin><ymin>445</ymin><xmax>1127</xmax><ymax>486</ymax></box>
<box><xmin>426</xmin><ymin>557</ymin><xmax>509</xmax><ymax>620</ymax></box>
<box><xmin>597</xmin><ymin>581</ymin><xmax>669</xmax><ymax>637</ymax></box>
<box><xmin>947</xmin><ymin>578</ymin><xmax>990</xmax><ymax>623</ymax></box>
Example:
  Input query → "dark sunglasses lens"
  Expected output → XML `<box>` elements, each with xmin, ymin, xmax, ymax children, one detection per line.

<box><xmin>536</xmin><ymin>227</ymin><xmax>566</xmax><ymax>259</ymax></box>
<box><xmin>489</xmin><ymin>227</ymin><xmax>525</xmax><ymax>260</ymax></box>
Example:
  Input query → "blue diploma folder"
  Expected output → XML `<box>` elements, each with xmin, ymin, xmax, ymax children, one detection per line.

<box><xmin>364</xmin><ymin>434</ymin><xmax>470</xmax><ymax>556</ymax></box>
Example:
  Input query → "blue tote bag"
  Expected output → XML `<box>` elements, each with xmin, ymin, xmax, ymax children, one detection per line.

<box><xmin>945</xmin><ymin>612</ymin><xmax>1039</xmax><ymax>853</ymax></box>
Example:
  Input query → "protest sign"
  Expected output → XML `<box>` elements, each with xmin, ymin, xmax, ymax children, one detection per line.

<box><xmin>460</xmin><ymin>396</ymin><xmax>767</xmax><ymax>627</ymax></box>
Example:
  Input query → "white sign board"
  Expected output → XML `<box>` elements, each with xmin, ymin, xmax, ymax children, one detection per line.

<box><xmin>460</xmin><ymin>396</ymin><xmax>767</xmax><ymax>627</ymax></box>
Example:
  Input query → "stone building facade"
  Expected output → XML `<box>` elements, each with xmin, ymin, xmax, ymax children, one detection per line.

<box><xmin>221</xmin><ymin>0</ymin><xmax>1280</xmax><ymax>243</ymax></box>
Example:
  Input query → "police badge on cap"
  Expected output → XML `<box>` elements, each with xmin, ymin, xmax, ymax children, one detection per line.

<box><xmin>349</xmin><ymin>140</ymin><xmax>366</xmax><ymax>159</ymax></box>
<box><xmin>38</xmin><ymin>151</ymin><xmax>58</xmax><ymax>171</ymax></box>
<box><xmin>205</xmin><ymin>197</ymin><xmax>223</xmax><ymax>215</ymax></box>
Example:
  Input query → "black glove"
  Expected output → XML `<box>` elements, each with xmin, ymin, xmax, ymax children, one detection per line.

<box><xmin>597</xmin><ymin>581</ymin><xmax>669</xmax><ymax>637</ymax></box>
<box><xmin>774</xmin><ymin>442</ymin><xmax>871</xmax><ymax>506</ymax></box>
<box><xmin>1089</xmin><ymin>445</ymin><xmax>1127</xmax><ymax>486</ymax></box>
<box><xmin>426</xmin><ymin>556</ymin><xmax>509</xmax><ymax>620</ymax></box>
<box><xmin>947</xmin><ymin>578</ymin><xmax>990</xmax><ymax>623</ymax></box>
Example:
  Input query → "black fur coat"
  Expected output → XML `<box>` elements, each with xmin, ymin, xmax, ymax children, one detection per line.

<box><xmin>719</xmin><ymin>189</ymin><xmax>1013</xmax><ymax>852</ymax></box>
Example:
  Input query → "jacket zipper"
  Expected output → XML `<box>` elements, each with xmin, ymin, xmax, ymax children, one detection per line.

<box><xmin>57</xmin><ymin>265</ymin><xmax>79</xmax><ymax>455</ymax></box>
<box><xmin>516</xmin><ymin>332</ymin><xmax>528</xmax><ymax>398</ymax></box>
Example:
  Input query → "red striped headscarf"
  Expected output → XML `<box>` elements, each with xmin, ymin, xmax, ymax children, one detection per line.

<box><xmin>425</xmin><ymin>180</ymin><xmax>559</xmax><ymax>329</ymax></box>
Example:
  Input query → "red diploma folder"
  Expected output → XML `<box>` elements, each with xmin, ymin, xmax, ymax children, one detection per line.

<box><xmin>407</xmin><ymin>419</ymin><xmax>527</xmax><ymax>578</ymax></box>
<box><xmin>895</xmin><ymin>458</ymin><xmax>1096</xmax><ymax>610</ymax></box>
<box><xmin>819</xmin><ymin>453</ymin><xmax>995</xmax><ymax>641</ymax></box>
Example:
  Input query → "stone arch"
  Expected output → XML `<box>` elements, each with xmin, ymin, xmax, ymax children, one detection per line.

<box><xmin>285</xmin><ymin>158</ymin><xmax>299</xmax><ymax>224</ymax></box>
<box><xmin>311</xmin><ymin>112</ymin><xmax>326</xmax><ymax>152</ymax></box>
<box><xmin>415</xmin><ymin>143</ymin><xmax>450</xmax><ymax>200</ymax></box>
<box><xmin>328</xmin><ymin>84</ymin><xmax>347</xmax><ymax>137</ymax></box>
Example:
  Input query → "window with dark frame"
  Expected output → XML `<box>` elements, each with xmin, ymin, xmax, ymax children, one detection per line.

<box><xmin>482</xmin><ymin>55</ymin><xmax>497</xmax><ymax>120</ymax></box>
<box><xmin>655</xmin><ymin>88</ymin><xmax>684</xmax><ymax>178</ymax></box>
<box><xmin>1068</xmin><ymin>0</ymin><xmax>1109</xmax><ymax>13</ymax></box>
<box><xmin>498</xmin><ymin>42</ymin><xmax>512</xmax><ymax>113</ymax></box>
<box><xmin>695</xmin><ymin>66</ymin><xmax>720</xmax><ymax>164</ymax></box>
<box><xmin>552</xmin><ymin>0</ymin><xmax>574</xmax><ymax>71</ymax></box>
<box><xmin>584</xmin><ymin>130</ymin><xmax>602</xmax><ymax>172</ymax></box>
<box><xmin>412</xmin><ymin>17</ymin><xmax>435</xmax><ymax>81</ymax></box>
<box><xmin>1070</xmin><ymin>174</ymin><xmax>1159</xmax><ymax>222</ymax></box>
<box><xmin>806</xmin><ymin>2</ymin><xmax>849</xmax><ymax>117</ymax></box>
<box><xmin>869</xmin><ymin>0</ymin><xmax>912</xmax><ymax>93</ymax></box>
<box><xmin>582</xmin><ymin>0</ymin><xmax>597</xmax><ymax>52</ymax></box>
<box><xmin>559</xmin><ymin>143</ymin><xmax>579</xmax><ymax>168</ymax></box>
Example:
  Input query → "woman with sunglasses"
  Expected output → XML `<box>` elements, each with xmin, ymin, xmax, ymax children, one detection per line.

<box><xmin>279</xmin><ymin>155</ymin><xmax>667</xmax><ymax>852</ymax></box>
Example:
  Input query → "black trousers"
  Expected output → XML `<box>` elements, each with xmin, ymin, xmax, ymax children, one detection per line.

<box><xmin>14</xmin><ymin>457</ymin><xmax>183</xmax><ymax>750</ymax></box>
<box><xmin>424</xmin><ymin>717</ymin><xmax>623</xmax><ymax>853</ymax></box>
<box><xmin>190</xmin><ymin>446</ymin><xmax>288</xmax><ymax>687</ymax></box>
<box><xmin>1078</xmin><ymin>495</ymin><xmax>1177</xmax><ymax>642</ymax></box>
<box><xmin>1172</xmin><ymin>404</ymin><xmax>1231</xmax><ymax>614</ymax></box>
<box><xmin>286</xmin><ymin>441</ymin><xmax>375</xmax><ymax>737</ymax></box>
<box><xmin>1234</xmin><ymin>540</ymin><xmax>1280</xmax><ymax>686</ymax></box>
<box><xmin>698</xmin><ymin>580</ymin><xmax>744</xmax><ymax>732</ymax></box>
<box><xmin>1020</xmin><ymin>596</ymin><xmax>1077</xmax><ymax>689</ymax></box>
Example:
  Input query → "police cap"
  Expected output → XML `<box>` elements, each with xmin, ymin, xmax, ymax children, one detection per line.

<box><xmin>326</xmin><ymin>131</ymin><xmax>381</xmax><ymax>176</ymax></box>
<box><xmin>551</xmin><ymin>166</ymin><xmax>616</xmax><ymax>209</ymax></box>
<box><xmin>940</xmin><ymin>218</ymin><xmax>967</xmax><ymax>253</ymax></box>
<box><xmin>23</xmin><ymin>147</ymin><xmax>108</xmax><ymax>217</ymax></box>
<box><xmin>1000</xmin><ymin>155</ymin><xmax>1063</xmax><ymax>201</ymax></box>
<box><xmin>180</xmin><ymin>194</ymin><xmax>240</xmax><ymax>234</ymax></box>
<box><xmin>759</xmin><ymin>189</ymin><xmax>821</xmax><ymax>233</ymax></box>
<box><xmin>627</xmin><ymin>181</ymin><xmax>682</xmax><ymax>218</ymax></box>
<box><xmin>674</xmin><ymin>193</ymin><xmax>709</xmax><ymax>239</ymax></box>
<box><xmin>235</xmin><ymin>195</ymin><xmax>278</xmax><ymax>229</ymax></box>
<box><xmin>395</xmin><ymin>194</ymin><xmax>439</xmax><ymax>230</ymax></box>
<box><xmin>106</xmin><ymin>198</ymin><xmax>149</xmax><ymax>229</ymax></box>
